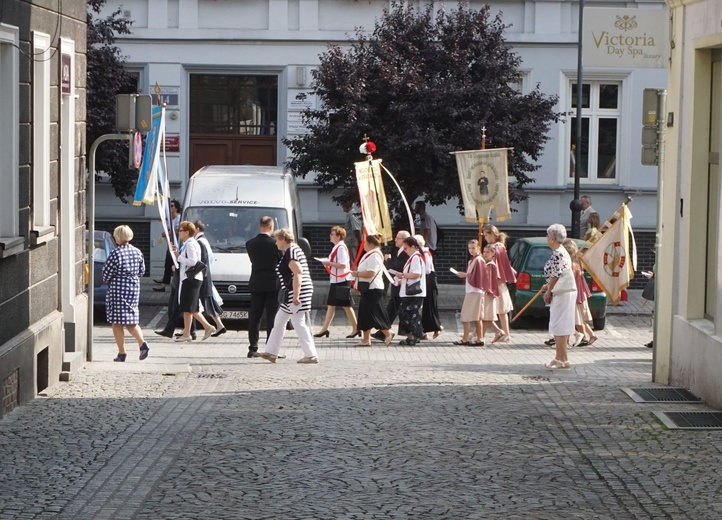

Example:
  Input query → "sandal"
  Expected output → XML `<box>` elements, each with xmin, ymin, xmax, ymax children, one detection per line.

<box><xmin>544</xmin><ymin>359</ymin><xmax>571</xmax><ymax>370</ymax></box>
<box><xmin>468</xmin><ymin>340</ymin><xmax>485</xmax><ymax>346</ymax></box>
<box><xmin>453</xmin><ymin>340</ymin><xmax>471</xmax><ymax>346</ymax></box>
<box><xmin>492</xmin><ymin>331</ymin><xmax>505</xmax><ymax>343</ymax></box>
<box><xmin>588</xmin><ymin>336</ymin><xmax>598</xmax><ymax>345</ymax></box>
<box><xmin>355</xmin><ymin>343</ymin><xmax>372</xmax><ymax>347</ymax></box>
<box><xmin>544</xmin><ymin>338</ymin><xmax>556</xmax><ymax>346</ymax></box>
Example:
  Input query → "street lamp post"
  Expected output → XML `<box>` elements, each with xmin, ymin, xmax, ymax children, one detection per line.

<box><xmin>570</xmin><ymin>0</ymin><xmax>585</xmax><ymax>238</ymax></box>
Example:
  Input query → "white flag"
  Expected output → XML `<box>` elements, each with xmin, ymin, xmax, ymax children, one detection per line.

<box><xmin>581</xmin><ymin>205</ymin><xmax>635</xmax><ymax>305</ymax></box>
<box><xmin>453</xmin><ymin>148</ymin><xmax>511</xmax><ymax>223</ymax></box>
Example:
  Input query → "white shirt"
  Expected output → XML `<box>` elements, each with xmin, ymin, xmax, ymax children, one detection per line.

<box><xmin>177</xmin><ymin>237</ymin><xmax>202</xmax><ymax>282</ymax></box>
<box><xmin>400</xmin><ymin>252</ymin><xmax>426</xmax><ymax>298</ymax></box>
<box><xmin>357</xmin><ymin>249</ymin><xmax>385</xmax><ymax>290</ymax></box>
<box><xmin>328</xmin><ymin>241</ymin><xmax>351</xmax><ymax>284</ymax></box>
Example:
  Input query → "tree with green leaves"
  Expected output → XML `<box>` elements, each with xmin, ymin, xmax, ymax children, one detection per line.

<box><xmin>284</xmin><ymin>1</ymin><xmax>561</xmax><ymax>212</ymax></box>
<box><xmin>87</xmin><ymin>0</ymin><xmax>137</xmax><ymax>202</ymax></box>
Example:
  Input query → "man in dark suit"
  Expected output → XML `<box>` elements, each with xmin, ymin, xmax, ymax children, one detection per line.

<box><xmin>372</xmin><ymin>230</ymin><xmax>410</xmax><ymax>341</ymax></box>
<box><xmin>246</xmin><ymin>216</ymin><xmax>281</xmax><ymax>357</ymax></box>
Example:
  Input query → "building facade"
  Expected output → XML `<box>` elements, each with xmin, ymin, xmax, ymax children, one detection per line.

<box><xmin>96</xmin><ymin>0</ymin><xmax>666</xmax><ymax>281</ymax></box>
<box><xmin>658</xmin><ymin>0</ymin><xmax>722</xmax><ymax>406</ymax></box>
<box><xmin>0</xmin><ymin>1</ymin><xmax>88</xmax><ymax>418</ymax></box>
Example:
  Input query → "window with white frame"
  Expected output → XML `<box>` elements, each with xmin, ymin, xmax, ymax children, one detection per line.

<box><xmin>568</xmin><ymin>81</ymin><xmax>621</xmax><ymax>182</ymax></box>
<box><xmin>33</xmin><ymin>31</ymin><xmax>53</xmax><ymax>234</ymax></box>
<box><xmin>0</xmin><ymin>24</ymin><xmax>20</xmax><ymax>241</ymax></box>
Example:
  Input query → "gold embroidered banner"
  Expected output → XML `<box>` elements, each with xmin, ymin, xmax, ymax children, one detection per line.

<box><xmin>453</xmin><ymin>148</ymin><xmax>512</xmax><ymax>223</ymax></box>
<box><xmin>354</xmin><ymin>159</ymin><xmax>393</xmax><ymax>243</ymax></box>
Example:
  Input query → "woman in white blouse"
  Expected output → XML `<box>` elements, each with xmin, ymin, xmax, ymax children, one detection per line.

<box><xmin>315</xmin><ymin>226</ymin><xmax>359</xmax><ymax>338</ymax></box>
<box><xmin>395</xmin><ymin>236</ymin><xmax>427</xmax><ymax>346</ymax></box>
<box><xmin>351</xmin><ymin>235</ymin><xmax>395</xmax><ymax>347</ymax></box>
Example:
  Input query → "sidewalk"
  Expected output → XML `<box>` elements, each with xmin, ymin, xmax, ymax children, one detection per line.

<box><xmin>139</xmin><ymin>276</ymin><xmax>652</xmax><ymax>315</ymax></box>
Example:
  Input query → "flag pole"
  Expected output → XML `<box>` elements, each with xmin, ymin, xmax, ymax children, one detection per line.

<box><xmin>479</xmin><ymin>125</ymin><xmax>487</xmax><ymax>244</ymax></box>
<box><xmin>511</xmin><ymin>285</ymin><xmax>547</xmax><ymax>323</ymax></box>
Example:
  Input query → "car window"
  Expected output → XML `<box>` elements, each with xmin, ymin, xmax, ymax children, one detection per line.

<box><xmin>509</xmin><ymin>241</ymin><xmax>527</xmax><ymax>269</ymax></box>
<box><xmin>526</xmin><ymin>247</ymin><xmax>552</xmax><ymax>271</ymax></box>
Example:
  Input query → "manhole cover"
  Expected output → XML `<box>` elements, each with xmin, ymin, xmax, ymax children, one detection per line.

<box><xmin>654</xmin><ymin>411</ymin><xmax>722</xmax><ymax>429</ymax></box>
<box><xmin>197</xmin><ymin>373</ymin><xmax>227</xmax><ymax>379</ymax></box>
<box><xmin>622</xmin><ymin>387</ymin><xmax>702</xmax><ymax>403</ymax></box>
<box><xmin>522</xmin><ymin>375</ymin><xmax>550</xmax><ymax>382</ymax></box>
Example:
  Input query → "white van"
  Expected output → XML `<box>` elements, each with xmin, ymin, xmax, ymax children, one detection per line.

<box><xmin>182</xmin><ymin>165</ymin><xmax>310</xmax><ymax>323</ymax></box>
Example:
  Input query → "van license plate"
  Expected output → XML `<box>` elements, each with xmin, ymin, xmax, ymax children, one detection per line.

<box><xmin>221</xmin><ymin>311</ymin><xmax>249</xmax><ymax>320</ymax></box>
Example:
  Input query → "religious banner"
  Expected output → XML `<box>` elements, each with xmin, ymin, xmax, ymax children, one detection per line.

<box><xmin>581</xmin><ymin>205</ymin><xmax>636</xmax><ymax>305</ymax></box>
<box><xmin>133</xmin><ymin>105</ymin><xmax>165</xmax><ymax>206</ymax></box>
<box><xmin>453</xmin><ymin>148</ymin><xmax>512</xmax><ymax>223</ymax></box>
<box><xmin>354</xmin><ymin>158</ymin><xmax>394</xmax><ymax>243</ymax></box>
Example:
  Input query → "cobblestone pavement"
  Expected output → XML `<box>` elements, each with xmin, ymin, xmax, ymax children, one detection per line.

<box><xmin>3</xmin><ymin>303</ymin><xmax>721</xmax><ymax>519</ymax></box>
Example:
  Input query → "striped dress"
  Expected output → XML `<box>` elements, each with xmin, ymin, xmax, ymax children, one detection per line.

<box><xmin>276</xmin><ymin>243</ymin><xmax>313</xmax><ymax>313</ymax></box>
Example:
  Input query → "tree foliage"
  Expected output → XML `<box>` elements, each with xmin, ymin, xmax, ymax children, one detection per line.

<box><xmin>87</xmin><ymin>0</ymin><xmax>137</xmax><ymax>203</ymax></box>
<box><xmin>284</xmin><ymin>1</ymin><xmax>561</xmax><ymax>211</ymax></box>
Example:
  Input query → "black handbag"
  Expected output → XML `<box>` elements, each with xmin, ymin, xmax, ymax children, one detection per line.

<box><xmin>185</xmin><ymin>261</ymin><xmax>206</xmax><ymax>277</ymax></box>
<box><xmin>278</xmin><ymin>288</ymin><xmax>289</xmax><ymax>304</ymax></box>
<box><xmin>406</xmin><ymin>279</ymin><xmax>423</xmax><ymax>296</ymax></box>
<box><xmin>356</xmin><ymin>281</ymin><xmax>371</xmax><ymax>295</ymax></box>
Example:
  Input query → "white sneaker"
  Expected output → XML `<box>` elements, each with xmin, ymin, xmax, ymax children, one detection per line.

<box><xmin>297</xmin><ymin>356</ymin><xmax>319</xmax><ymax>364</ymax></box>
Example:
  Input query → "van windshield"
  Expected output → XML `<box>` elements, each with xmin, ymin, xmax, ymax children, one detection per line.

<box><xmin>183</xmin><ymin>207</ymin><xmax>289</xmax><ymax>253</ymax></box>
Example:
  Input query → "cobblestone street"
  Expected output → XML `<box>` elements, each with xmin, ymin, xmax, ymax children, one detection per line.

<box><xmin>2</xmin><ymin>287</ymin><xmax>720</xmax><ymax>519</ymax></box>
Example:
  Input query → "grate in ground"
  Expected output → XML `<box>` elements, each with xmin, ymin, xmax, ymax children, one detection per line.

<box><xmin>522</xmin><ymin>375</ymin><xmax>551</xmax><ymax>382</ymax></box>
<box><xmin>654</xmin><ymin>411</ymin><xmax>722</xmax><ymax>430</ymax></box>
<box><xmin>197</xmin><ymin>373</ymin><xmax>228</xmax><ymax>379</ymax></box>
<box><xmin>621</xmin><ymin>387</ymin><xmax>702</xmax><ymax>403</ymax></box>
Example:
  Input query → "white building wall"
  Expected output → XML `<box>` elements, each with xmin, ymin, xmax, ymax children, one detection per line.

<box><xmin>98</xmin><ymin>0</ymin><xmax>667</xmax><ymax>273</ymax></box>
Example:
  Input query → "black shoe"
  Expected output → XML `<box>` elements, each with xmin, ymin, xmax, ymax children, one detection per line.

<box><xmin>114</xmin><ymin>353</ymin><xmax>127</xmax><ymax>362</ymax></box>
<box><xmin>645</xmin><ymin>341</ymin><xmax>654</xmax><ymax>348</ymax></box>
<box><xmin>211</xmin><ymin>327</ymin><xmax>227</xmax><ymax>337</ymax></box>
<box><xmin>247</xmin><ymin>350</ymin><xmax>259</xmax><ymax>358</ymax></box>
<box><xmin>139</xmin><ymin>342</ymin><xmax>150</xmax><ymax>360</ymax></box>
<box><xmin>154</xmin><ymin>330</ymin><xmax>173</xmax><ymax>339</ymax></box>
<box><xmin>153</xmin><ymin>287</ymin><xmax>166</xmax><ymax>292</ymax></box>
<box><xmin>175</xmin><ymin>332</ymin><xmax>197</xmax><ymax>340</ymax></box>
<box><xmin>544</xmin><ymin>338</ymin><xmax>556</xmax><ymax>346</ymax></box>
<box><xmin>313</xmin><ymin>330</ymin><xmax>330</xmax><ymax>338</ymax></box>
<box><xmin>153</xmin><ymin>279</ymin><xmax>165</xmax><ymax>284</ymax></box>
<box><xmin>346</xmin><ymin>330</ymin><xmax>361</xmax><ymax>339</ymax></box>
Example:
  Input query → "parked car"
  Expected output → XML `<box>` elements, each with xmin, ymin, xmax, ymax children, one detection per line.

<box><xmin>85</xmin><ymin>230</ymin><xmax>118</xmax><ymax>309</ymax></box>
<box><xmin>508</xmin><ymin>237</ymin><xmax>607</xmax><ymax>330</ymax></box>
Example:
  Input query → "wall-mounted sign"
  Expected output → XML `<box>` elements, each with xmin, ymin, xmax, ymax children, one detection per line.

<box><xmin>164</xmin><ymin>134</ymin><xmax>180</xmax><ymax>153</ymax></box>
<box><xmin>61</xmin><ymin>53</ymin><xmax>71</xmax><ymax>94</ymax></box>
<box><xmin>153</xmin><ymin>86</ymin><xmax>179</xmax><ymax>107</ymax></box>
<box><xmin>583</xmin><ymin>8</ymin><xmax>668</xmax><ymax>69</ymax></box>
<box><xmin>287</xmin><ymin>112</ymin><xmax>310</xmax><ymax>135</ymax></box>
<box><xmin>287</xmin><ymin>90</ymin><xmax>316</xmax><ymax>110</ymax></box>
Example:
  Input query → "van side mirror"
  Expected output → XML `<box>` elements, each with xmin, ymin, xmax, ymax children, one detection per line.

<box><xmin>297</xmin><ymin>237</ymin><xmax>312</xmax><ymax>259</ymax></box>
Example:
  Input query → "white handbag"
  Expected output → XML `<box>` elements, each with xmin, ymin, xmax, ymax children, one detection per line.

<box><xmin>552</xmin><ymin>268</ymin><xmax>576</xmax><ymax>295</ymax></box>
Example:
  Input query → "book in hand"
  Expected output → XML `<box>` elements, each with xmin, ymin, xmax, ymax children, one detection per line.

<box><xmin>314</xmin><ymin>257</ymin><xmax>330</xmax><ymax>264</ymax></box>
<box><xmin>449</xmin><ymin>267</ymin><xmax>460</xmax><ymax>275</ymax></box>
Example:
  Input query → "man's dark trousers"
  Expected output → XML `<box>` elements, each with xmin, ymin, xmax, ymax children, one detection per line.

<box><xmin>246</xmin><ymin>231</ymin><xmax>281</xmax><ymax>355</ymax></box>
<box><xmin>248</xmin><ymin>291</ymin><xmax>278</xmax><ymax>353</ymax></box>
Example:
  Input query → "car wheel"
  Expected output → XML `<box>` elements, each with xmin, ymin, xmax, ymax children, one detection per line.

<box><xmin>593</xmin><ymin>316</ymin><xmax>606</xmax><ymax>331</ymax></box>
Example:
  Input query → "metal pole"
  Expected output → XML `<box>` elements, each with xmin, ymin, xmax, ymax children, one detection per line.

<box><xmin>652</xmin><ymin>89</ymin><xmax>667</xmax><ymax>382</ymax></box>
<box><xmin>87</xmin><ymin>133</ymin><xmax>132</xmax><ymax>362</ymax></box>
<box><xmin>572</xmin><ymin>0</ymin><xmax>585</xmax><ymax>238</ymax></box>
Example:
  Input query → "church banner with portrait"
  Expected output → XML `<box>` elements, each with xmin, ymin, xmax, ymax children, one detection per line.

<box><xmin>354</xmin><ymin>158</ymin><xmax>394</xmax><ymax>243</ymax></box>
<box><xmin>453</xmin><ymin>148</ymin><xmax>512</xmax><ymax>223</ymax></box>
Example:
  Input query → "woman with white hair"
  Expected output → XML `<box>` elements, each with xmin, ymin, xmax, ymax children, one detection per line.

<box><xmin>542</xmin><ymin>223</ymin><xmax>577</xmax><ymax>369</ymax></box>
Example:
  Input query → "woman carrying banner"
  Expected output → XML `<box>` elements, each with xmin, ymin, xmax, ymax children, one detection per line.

<box><xmin>542</xmin><ymin>224</ymin><xmax>577</xmax><ymax>369</ymax></box>
<box><xmin>351</xmin><ymin>235</ymin><xmax>395</xmax><ymax>347</ymax></box>
<box><xmin>315</xmin><ymin>226</ymin><xmax>359</xmax><ymax>338</ymax></box>
<box><xmin>482</xmin><ymin>224</ymin><xmax>515</xmax><ymax>343</ymax></box>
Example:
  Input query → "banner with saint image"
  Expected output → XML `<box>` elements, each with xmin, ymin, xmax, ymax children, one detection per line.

<box><xmin>453</xmin><ymin>148</ymin><xmax>512</xmax><ymax>223</ymax></box>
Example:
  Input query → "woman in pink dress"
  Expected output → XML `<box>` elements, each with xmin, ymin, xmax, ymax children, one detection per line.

<box><xmin>482</xmin><ymin>225</ymin><xmax>516</xmax><ymax>342</ymax></box>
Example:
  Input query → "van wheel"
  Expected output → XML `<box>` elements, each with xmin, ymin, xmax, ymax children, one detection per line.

<box><xmin>593</xmin><ymin>317</ymin><xmax>606</xmax><ymax>331</ymax></box>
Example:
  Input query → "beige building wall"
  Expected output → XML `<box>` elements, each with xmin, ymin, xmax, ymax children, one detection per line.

<box><xmin>664</xmin><ymin>0</ymin><xmax>722</xmax><ymax>407</ymax></box>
